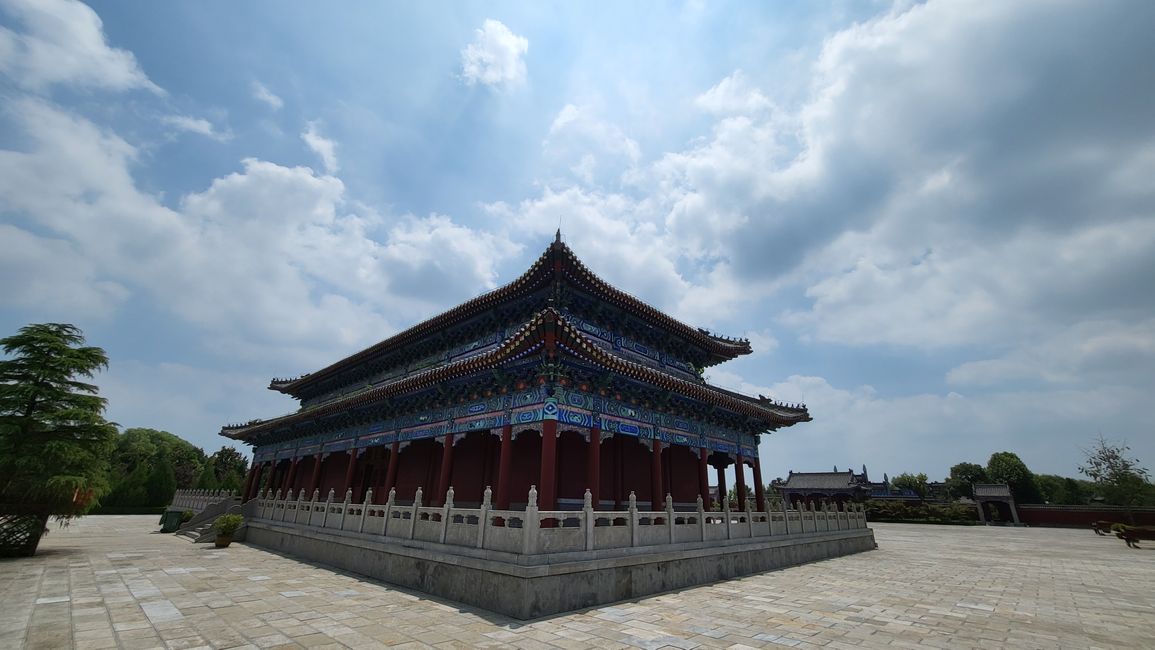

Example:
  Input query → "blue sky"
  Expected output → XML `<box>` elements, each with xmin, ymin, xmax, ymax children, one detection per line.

<box><xmin>2</xmin><ymin>0</ymin><xmax>1153</xmax><ymax>483</ymax></box>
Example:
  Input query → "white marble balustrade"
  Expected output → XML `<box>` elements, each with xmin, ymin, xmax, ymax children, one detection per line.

<box><xmin>169</xmin><ymin>489</ymin><xmax>238</xmax><ymax>514</ymax></box>
<box><xmin>245</xmin><ymin>484</ymin><xmax>868</xmax><ymax>557</ymax></box>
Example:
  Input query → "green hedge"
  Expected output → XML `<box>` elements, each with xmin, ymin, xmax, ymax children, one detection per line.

<box><xmin>865</xmin><ymin>500</ymin><xmax>979</xmax><ymax>524</ymax></box>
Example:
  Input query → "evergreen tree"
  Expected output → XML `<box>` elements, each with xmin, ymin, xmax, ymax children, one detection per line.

<box><xmin>195</xmin><ymin>460</ymin><xmax>220</xmax><ymax>491</ymax></box>
<box><xmin>0</xmin><ymin>323</ymin><xmax>118</xmax><ymax>517</ymax></box>
<box><xmin>146</xmin><ymin>450</ymin><xmax>177</xmax><ymax>507</ymax></box>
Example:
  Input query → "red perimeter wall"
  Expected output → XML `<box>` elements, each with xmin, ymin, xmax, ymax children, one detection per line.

<box><xmin>1017</xmin><ymin>505</ymin><xmax>1155</xmax><ymax>527</ymax></box>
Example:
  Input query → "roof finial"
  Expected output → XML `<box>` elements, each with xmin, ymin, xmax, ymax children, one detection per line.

<box><xmin>555</xmin><ymin>228</ymin><xmax>562</xmax><ymax>244</ymax></box>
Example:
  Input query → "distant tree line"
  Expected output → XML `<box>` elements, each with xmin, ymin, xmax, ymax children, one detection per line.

<box><xmin>97</xmin><ymin>428</ymin><xmax>248</xmax><ymax>512</ymax></box>
<box><xmin>892</xmin><ymin>445</ymin><xmax>1153</xmax><ymax>509</ymax></box>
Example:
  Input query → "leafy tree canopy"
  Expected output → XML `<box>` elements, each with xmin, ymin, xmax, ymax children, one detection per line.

<box><xmin>112</xmin><ymin>428</ymin><xmax>205</xmax><ymax>489</ymax></box>
<box><xmin>208</xmin><ymin>446</ymin><xmax>249</xmax><ymax>490</ymax></box>
<box><xmin>891</xmin><ymin>472</ymin><xmax>929</xmax><ymax>500</ymax></box>
<box><xmin>0</xmin><ymin>323</ymin><xmax>118</xmax><ymax>516</ymax></box>
<box><xmin>987</xmin><ymin>451</ymin><xmax>1042</xmax><ymax>504</ymax></box>
<box><xmin>945</xmin><ymin>462</ymin><xmax>988</xmax><ymax>500</ymax></box>
<box><xmin>1079</xmin><ymin>436</ymin><xmax>1152</xmax><ymax>510</ymax></box>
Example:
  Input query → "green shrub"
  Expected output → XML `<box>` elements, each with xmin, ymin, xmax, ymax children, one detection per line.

<box><xmin>180</xmin><ymin>510</ymin><xmax>194</xmax><ymax>523</ymax></box>
<box><xmin>212</xmin><ymin>513</ymin><xmax>244</xmax><ymax>536</ymax></box>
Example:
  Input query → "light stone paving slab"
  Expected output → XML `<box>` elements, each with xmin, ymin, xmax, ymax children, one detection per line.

<box><xmin>1</xmin><ymin>516</ymin><xmax>1153</xmax><ymax>648</ymax></box>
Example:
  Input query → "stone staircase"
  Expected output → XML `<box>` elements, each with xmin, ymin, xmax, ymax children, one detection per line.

<box><xmin>176</xmin><ymin>521</ymin><xmax>217</xmax><ymax>543</ymax></box>
<box><xmin>168</xmin><ymin>489</ymin><xmax>243</xmax><ymax>543</ymax></box>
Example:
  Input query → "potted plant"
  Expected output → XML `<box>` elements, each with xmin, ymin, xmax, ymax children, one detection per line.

<box><xmin>212</xmin><ymin>513</ymin><xmax>244</xmax><ymax>548</ymax></box>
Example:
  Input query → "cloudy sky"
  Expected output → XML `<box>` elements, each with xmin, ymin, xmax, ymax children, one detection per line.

<box><xmin>2</xmin><ymin>0</ymin><xmax>1153</xmax><ymax>482</ymax></box>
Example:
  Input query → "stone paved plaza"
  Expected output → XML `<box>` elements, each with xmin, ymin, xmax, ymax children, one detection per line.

<box><xmin>2</xmin><ymin>517</ymin><xmax>1152</xmax><ymax>649</ymax></box>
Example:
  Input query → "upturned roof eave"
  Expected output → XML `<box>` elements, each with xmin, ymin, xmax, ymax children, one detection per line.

<box><xmin>224</xmin><ymin>308</ymin><xmax>807</xmax><ymax>444</ymax></box>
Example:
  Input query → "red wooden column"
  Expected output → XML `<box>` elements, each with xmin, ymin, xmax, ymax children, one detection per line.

<box><xmin>308</xmin><ymin>454</ymin><xmax>322</xmax><ymax>496</ymax></box>
<box><xmin>540</xmin><ymin>420</ymin><xmax>559</xmax><ymax>511</ymax></box>
<box><xmin>283</xmin><ymin>457</ymin><xmax>300</xmax><ymax>493</ymax></box>
<box><xmin>435</xmin><ymin>433</ymin><xmax>455</xmax><ymax>506</ymax></box>
<box><xmin>496</xmin><ymin>423</ymin><xmax>513</xmax><ymax>509</ymax></box>
<box><xmin>241</xmin><ymin>465</ymin><xmax>257</xmax><ymax>500</ymax></box>
<box><xmin>255</xmin><ymin>462</ymin><xmax>269</xmax><ymax>498</ymax></box>
<box><xmin>343</xmin><ymin>450</ymin><xmax>359</xmax><ymax>499</ymax></box>
<box><xmin>735</xmin><ymin>453</ymin><xmax>748</xmax><ymax>508</ymax></box>
<box><xmin>384</xmin><ymin>440</ymin><xmax>400</xmax><ymax>494</ymax></box>
<box><xmin>715</xmin><ymin>465</ymin><xmax>727</xmax><ymax>510</ymax></box>
<box><xmin>697</xmin><ymin>448</ymin><xmax>710</xmax><ymax>505</ymax></box>
<box><xmin>650</xmin><ymin>439</ymin><xmax>664</xmax><ymax>511</ymax></box>
<box><xmin>586</xmin><ymin>424</ymin><xmax>601</xmax><ymax>507</ymax></box>
<box><xmin>753</xmin><ymin>454</ymin><xmax>766</xmax><ymax>512</ymax></box>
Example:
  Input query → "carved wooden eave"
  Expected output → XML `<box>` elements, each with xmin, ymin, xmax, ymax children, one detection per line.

<box><xmin>224</xmin><ymin>308</ymin><xmax>807</xmax><ymax>443</ymax></box>
<box><xmin>267</xmin><ymin>238</ymin><xmax>752</xmax><ymax>399</ymax></box>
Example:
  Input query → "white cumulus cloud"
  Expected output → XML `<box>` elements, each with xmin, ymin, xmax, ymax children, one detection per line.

<box><xmin>0</xmin><ymin>0</ymin><xmax>160</xmax><ymax>93</ymax></box>
<box><xmin>460</xmin><ymin>19</ymin><xmax>528</xmax><ymax>88</ymax></box>
<box><xmin>301</xmin><ymin>121</ymin><xmax>338</xmax><ymax>175</ymax></box>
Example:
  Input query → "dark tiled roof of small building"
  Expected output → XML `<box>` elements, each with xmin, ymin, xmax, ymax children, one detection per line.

<box><xmin>779</xmin><ymin>471</ymin><xmax>857</xmax><ymax>490</ymax></box>
<box><xmin>973</xmin><ymin>483</ymin><xmax>1013</xmax><ymax>498</ymax></box>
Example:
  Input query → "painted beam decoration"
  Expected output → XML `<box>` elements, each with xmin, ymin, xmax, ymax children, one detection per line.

<box><xmin>252</xmin><ymin>384</ymin><xmax>760</xmax><ymax>463</ymax></box>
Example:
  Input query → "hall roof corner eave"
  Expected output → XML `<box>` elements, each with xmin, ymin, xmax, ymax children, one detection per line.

<box><xmin>221</xmin><ymin>307</ymin><xmax>807</xmax><ymax>443</ymax></box>
<box><xmin>268</xmin><ymin>239</ymin><xmax>753</xmax><ymax>398</ymax></box>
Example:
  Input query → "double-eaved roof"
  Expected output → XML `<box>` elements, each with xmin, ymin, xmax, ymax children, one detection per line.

<box><xmin>222</xmin><ymin>235</ymin><xmax>810</xmax><ymax>443</ymax></box>
<box><xmin>222</xmin><ymin>307</ymin><xmax>810</xmax><ymax>441</ymax></box>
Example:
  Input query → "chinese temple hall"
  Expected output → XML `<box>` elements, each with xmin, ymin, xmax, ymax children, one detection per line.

<box><xmin>222</xmin><ymin>233</ymin><xmax>876</xmax><ymax>619</ymax></box>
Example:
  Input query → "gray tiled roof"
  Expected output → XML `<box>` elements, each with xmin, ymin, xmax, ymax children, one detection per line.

<box><xmin>973</xmin><ymin>483</ymin><xmax>1013</xmax><ymax>498</ymax></box>
<box><xmin>780</xmin><ymin>471</ymin><xmax>857</xmax><ymax>490</ymax></box>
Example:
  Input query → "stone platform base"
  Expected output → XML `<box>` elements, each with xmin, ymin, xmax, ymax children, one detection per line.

<box><xmin>242</xmin><ymin>521</ymin><xmax>877</xmax><ymax>619</ymax></box>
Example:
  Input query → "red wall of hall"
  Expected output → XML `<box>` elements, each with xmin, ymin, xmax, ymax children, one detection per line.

<box><xmin>393</xmin><ymin>439</ymin><xmax>442</xmax><ymax>503</ymax></box>
<box><xmin>662</xmin><ymin>444</ymin><xmax>701</xmax><ymax>505</ymax></box>
<box><xmin>447</xmin><ymin>432</ymin><xmax>501</xmax><ymax>505</ymax></box>
<box><xmin>556</xmin><ymin>430</ymin><xmax>588</xmax><ymax>504</ymax></box>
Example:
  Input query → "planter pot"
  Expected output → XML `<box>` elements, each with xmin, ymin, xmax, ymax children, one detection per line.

<box><xmin>214</xmin><ymin>535</ymin><xmax>233</xmax><ymax>548</ymax></box>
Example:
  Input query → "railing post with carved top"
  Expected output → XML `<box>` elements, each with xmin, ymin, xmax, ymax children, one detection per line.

<box><xmin>697</xmin><ymin>494</ymin><xmax>706</xmax><ymax>542</ymax></box>
<box><xmin>360</xmin><ymin>488</ymin><xmax>373</xmax><ymax>533</ymax></box>
<box><xmin>666</xmin><ymin>493</ymin><xmax>675</xmax><ymax>543</ymax></box>
<box><xmin>439</xmin><ymin>486</ymin><xmax>454</xmax><ymax>544</ymax></box>
<box><xmin>409</xmin><ymin>487</ymin><xmax>422</xmax><ymax>540</ymax></box>
<box><xmin>322</xmin><ymin>489</ymin><xmax>335</xmax><ymax>528</ymax></box>
<box><xmin>523</xmin><ymin>485</ymin><xmax>539</xmax><ymax>554</ymax></box>
<box><xmin>477</xmin><ymin>486</ymin><xmax>491</xmax><ymax>549</ymax></box>
<box><xmin>628</xmin><ymin>491</ymin><xmax>638</xmax><ymax>547</ymax></box>
<box><xmin>340</xmin><ymin>488</ymin><xmax>352</xmax><ymax>529</ymax></box>
<box><xmin>584</xmin><ymin>488</ymin><xmax>594</xmax><ymax>551</ymax></box>
<box><xmin>384</xmin><ymin>487</ymin><xmax>396</xmax><ymax>537</ymax></box>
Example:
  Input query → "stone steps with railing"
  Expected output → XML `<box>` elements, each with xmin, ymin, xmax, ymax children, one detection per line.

<box><xmin>168</xmin><ymin>489</ymin><xmax>242</xmax><ymax>542</ymax></box>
